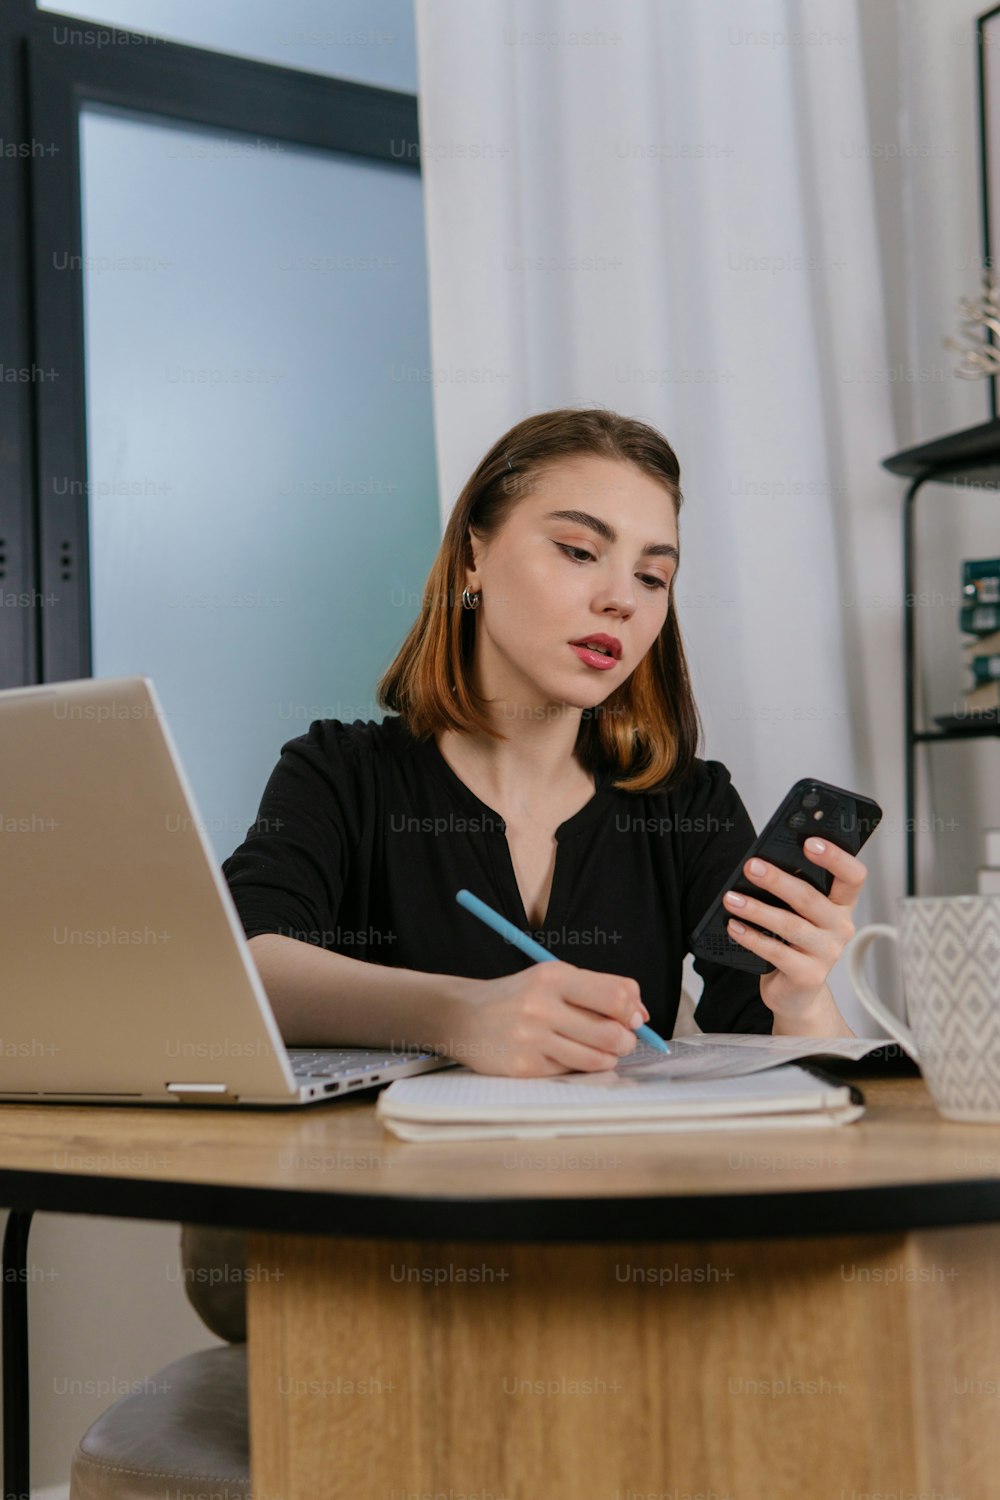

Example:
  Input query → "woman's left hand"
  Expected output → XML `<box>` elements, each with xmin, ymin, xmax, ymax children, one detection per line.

<box><xmin>722</xmin><ymin>837</ymin><xmax>867</xmax><ymax>1021</ymax></box>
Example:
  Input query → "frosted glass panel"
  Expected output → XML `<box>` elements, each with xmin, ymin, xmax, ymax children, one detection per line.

<box><xmin>79</xmin><ymin>104</ymin><xmax>439</xmax><ymax>859</ymax></box>
<box><xmin>38</xmin><ymin>0</ymin><xmax>418</xmax><ymax>93</ymax></box>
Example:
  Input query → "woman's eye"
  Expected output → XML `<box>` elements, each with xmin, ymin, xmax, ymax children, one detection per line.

<box><xmin>556</xmin><ymin>542</ymin><xmax>668</xmax><ymax>592</ymax></box>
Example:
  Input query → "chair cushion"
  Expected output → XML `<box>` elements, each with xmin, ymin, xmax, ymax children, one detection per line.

<box><xmin>178</xmin><ymin>1224</ymin><xmax>248</xmax><ymax>1343</ymax></box>
<box><xmin>69</xmin><ymin>1345</ymin><xmax>248</xmax><ymax>1500</ymax></box>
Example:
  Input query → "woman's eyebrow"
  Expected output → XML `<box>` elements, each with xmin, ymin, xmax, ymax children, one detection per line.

<box><xmin>542</xmin><ymin>508</ymin><xmax>679</xmax><ymax>563</ymax></box>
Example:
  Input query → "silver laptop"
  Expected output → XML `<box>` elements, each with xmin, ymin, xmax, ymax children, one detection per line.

<box><xmin>0</xmin><ymin>674</ymin><xmax>455</xmax><ymax>1106</ymax></box>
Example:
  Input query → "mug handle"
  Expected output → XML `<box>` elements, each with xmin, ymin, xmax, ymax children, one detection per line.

<box><xmin>845</xmin><ymin>924</ymin><xmax>919</xmax><ymax>1061</ymax></box>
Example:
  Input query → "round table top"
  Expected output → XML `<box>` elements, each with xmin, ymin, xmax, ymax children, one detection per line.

<box><xmin>4</xmin><ymin>1075</ymin><xmax>1000</xmax><ymax>1240</ymax></box>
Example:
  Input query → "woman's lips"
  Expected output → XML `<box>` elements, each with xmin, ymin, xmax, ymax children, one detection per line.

<box><xmin>570</xmin><ymin>643</ymin><xmax>618</xmax><ymax>671</ymax></box>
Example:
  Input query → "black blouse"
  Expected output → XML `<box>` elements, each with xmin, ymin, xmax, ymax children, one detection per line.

<box><xmin>221</xmin><ymin>715</ymin><xmax>774</xmax><ymax>1038</ymax></box>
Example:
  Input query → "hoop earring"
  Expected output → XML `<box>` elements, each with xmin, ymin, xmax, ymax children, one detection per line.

<box><xmin>461</xmin><ymin>588</ymin><xmax>481</xmax><ymax>610</ymax></box>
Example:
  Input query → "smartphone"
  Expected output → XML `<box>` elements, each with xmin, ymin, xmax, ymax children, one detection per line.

<box><xmin>689</xmin><ymin>778</ymin><xmax>883</xmax><ymax>976</ymax></box>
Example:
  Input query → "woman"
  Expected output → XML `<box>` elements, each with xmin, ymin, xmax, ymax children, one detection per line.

<box><xmin>223</xmin><ymin>407</ymin><xmax>863</xmax><ymax>1076</ymax></box>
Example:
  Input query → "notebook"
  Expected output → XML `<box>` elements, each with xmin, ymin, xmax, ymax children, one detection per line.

<box><xmin>376</xmin><ymin>1037</ymin><xmax>870</xmax><ymax>1141</ymax></box>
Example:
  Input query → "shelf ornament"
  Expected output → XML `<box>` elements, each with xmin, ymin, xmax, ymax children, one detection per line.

<box><xmin>943</xmin><ymin>267</ymin><xmax>1000</xmax><ymax>378</ymax></box>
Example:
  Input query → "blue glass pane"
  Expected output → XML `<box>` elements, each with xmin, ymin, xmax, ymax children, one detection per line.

<box><xmin>79</xmin><ymin>103</ymin><xmax>439</xmax><ymax>858</ymax></box>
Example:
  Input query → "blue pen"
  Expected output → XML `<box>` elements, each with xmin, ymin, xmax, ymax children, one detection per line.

<box><xmin>455</xmin><ymin>887</ymin><xmax>670</xmax><ymax>1053</ymax></box>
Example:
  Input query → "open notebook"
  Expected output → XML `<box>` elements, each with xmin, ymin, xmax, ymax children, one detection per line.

<box><xmin>375</xmin><ymin>1034</ymin><xmax>878</xmax><ymax>1141</ymax></box>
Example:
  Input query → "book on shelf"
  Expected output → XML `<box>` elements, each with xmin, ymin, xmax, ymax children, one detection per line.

<box><xmin>962</xmin><ymin>557</ymin><xmax>1000</xmax><ymax>606</ymax></box>
<box><xmin>964</xmin><ymin>629</ymin><xmax>1000</xmax><ymax>688</ymax></box>
<box><xmin>970</xmin><ymin>654</ymin><xmax>1000</xmax><ymax>688</ymax></box>
<box><xmin>960</xmin><ymin>605</ymin><xmax>1000</xmax><ymax>634</ymax></box>
<box><xmin>958</xmin><ymin>582</ymin><xmax>1000</xmax><ymax>716</ymax></box>
<box><xmin>960</xmin><ymin>558</ymin><xmax>1000</xmax><ymax>636</ymax></box>
<box><xmin>964</xmin><ymin>679</ymin><xmax>1000</xmax><ymax>712</ymax></box>
<box><xmin>964</xmin><ymin>628</ymin><xmax>1000</xmax><ymax>657</ymax></box>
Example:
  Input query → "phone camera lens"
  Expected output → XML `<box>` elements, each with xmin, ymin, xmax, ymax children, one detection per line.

<box><xmin>788</xmin><ymin>811</ymin><xmax>808</xmax><ymax>829</ymax></box>
<box><xmin>801</xmin><ymin>791</ymin><xmax>821</xmax><ymax>810</ymax></box>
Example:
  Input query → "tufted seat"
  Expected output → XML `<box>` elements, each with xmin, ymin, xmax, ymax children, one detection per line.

<box><xmin>68</xmin><ymin>1225</ymin><xmax>250</xmax><ymax>1500</ymax></box>
<box><xmin>68</xmin><ymin>1344</ymin><xmax>249</xmax><ymax>1500</ymax></box>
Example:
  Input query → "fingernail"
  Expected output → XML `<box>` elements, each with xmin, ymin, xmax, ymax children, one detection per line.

<box><xmin>807</xmin><ymin>838</ymin><xmax>826</xmax><ymax>852</ymax></box>
<box><xmin>749</xmin><ymin>859</ymin><xmax>766</xmax><ymax>876</ymax></box>
<box><xmin>725</xmin><ymin>891</ymin><xmax>746</xmax><ymax>907</ymax></box>
<box><xmin>630</xmin><ymin>1010</ymin><xmax>645</xmax><ymax>1029</ymax></box>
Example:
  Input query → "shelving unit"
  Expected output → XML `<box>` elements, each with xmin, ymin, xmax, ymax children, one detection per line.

<box><xmin>882</xmin><ymin>417</ymin><xmax>1000</xmax><ymax>895</ymax></box>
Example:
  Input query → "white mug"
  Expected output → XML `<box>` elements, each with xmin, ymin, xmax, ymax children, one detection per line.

<box><xmin>846</xmin><ymin>894</ymin><xmax>1000</xmax><ymax>1121</ymax></box>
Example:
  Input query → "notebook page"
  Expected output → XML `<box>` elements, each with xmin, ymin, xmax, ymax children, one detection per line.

<box><xmin>616</xmin><ymin>1034</ymin><xmax>886</xmax><ymax>1081</ymax></box>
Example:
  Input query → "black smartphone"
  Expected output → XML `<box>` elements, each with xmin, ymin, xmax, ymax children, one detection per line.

<box><xmin>689</xmin><ymin>778</ymin><xmax>883</xmax><ymax>976</ymax></box>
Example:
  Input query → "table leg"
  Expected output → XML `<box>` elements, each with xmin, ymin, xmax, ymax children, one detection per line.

<box><xmin>2</xmin><ymin>1209</ymin><xmax>33</xmax><ymax>1500</ymax></box>
<box><xmin>247</xmin><ymin>1223</ymin><xmax>1000</xmax><ymax>1500</ymax></box>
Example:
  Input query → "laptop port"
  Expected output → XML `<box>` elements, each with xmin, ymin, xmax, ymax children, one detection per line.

<box><xmin>348</xmin><ymin>1077</ymin><xmax>364</xmax><ymax>1088</ymax></box>
<box><xmin>323</xmin><ymin>1082</ymin><xmax>340</xmax><ymax>1093</ymax></box>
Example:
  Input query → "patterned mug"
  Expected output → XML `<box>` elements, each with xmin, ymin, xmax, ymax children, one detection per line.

<box><xmin>846</xmin><ymin>894</ymin><xmax>1000</xmax><ymax>1122</ymax></box>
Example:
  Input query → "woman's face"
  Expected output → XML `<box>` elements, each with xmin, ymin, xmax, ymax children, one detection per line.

<box><xmin>467</xmin><ymin>453</ymin><xmax>679</xmax><ymax>712</ymax></box>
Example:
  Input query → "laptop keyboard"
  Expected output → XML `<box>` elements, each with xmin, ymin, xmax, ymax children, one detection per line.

<box><xmin>289</xmin><ymin>1048</ymin><xmax>433</xmax><ymax>1080</ymax></box>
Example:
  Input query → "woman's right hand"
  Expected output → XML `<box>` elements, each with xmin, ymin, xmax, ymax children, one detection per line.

<box><xmin>444</xmin><ymin>962</ymin><xmax>651</xmax><ymax>1077</ymax></box>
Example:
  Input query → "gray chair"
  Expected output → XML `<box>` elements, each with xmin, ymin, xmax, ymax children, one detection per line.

<box><xmin>69</xmin><ymin>1225</ymin><xmax>250</xmax><ymax>1500</ymax></box>
<box><xmin>68</xmin><ymin>990</ymin><xmax>701</xmax><ymax>1495</ymax></box>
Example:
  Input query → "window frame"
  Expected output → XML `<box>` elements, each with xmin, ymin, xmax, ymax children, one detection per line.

<box><xmin>0</xmin><ymin>0</ymin><xmax>421</xmax><ymax>685</ymax></box>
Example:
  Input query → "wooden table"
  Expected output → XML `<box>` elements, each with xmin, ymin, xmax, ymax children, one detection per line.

<box><xmin>5</xmin><ymin>1074</ymin><xmax>1000</xmax><ymax>1499</ymax></box>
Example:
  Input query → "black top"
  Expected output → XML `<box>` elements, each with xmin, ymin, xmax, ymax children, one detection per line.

<box><xmin>220</xmin><ymin>716</ymin><xmax>773</xmax><ymax>1038</ymax></box>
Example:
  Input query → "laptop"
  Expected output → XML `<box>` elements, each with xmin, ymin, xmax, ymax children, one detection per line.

<box><xmin>0</xmin><ymin>674</ymin><xmax>456</xmax><ymax>1106</ymax></box>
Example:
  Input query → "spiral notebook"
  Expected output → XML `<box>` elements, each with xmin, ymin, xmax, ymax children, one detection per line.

<box><xmin>376</xmin><ymin>1038</ymin><xmax>870</xmax><ymax>1141</ymax></box>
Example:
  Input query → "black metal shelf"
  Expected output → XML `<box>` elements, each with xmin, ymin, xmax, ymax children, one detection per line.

<box><xmin>914</xmin><ymin>725</ymin><xmax>1000</xmax><ymax>743</ymax></box>
<box><xmin>883</xmin><ymin>415</ymin><xmax>1000</xmax><ymax>482</ymax></box>
<box><xmin>882</xmin><ymin>418</ymin><xmax>1000</xmax><ymax>895</ymax></box>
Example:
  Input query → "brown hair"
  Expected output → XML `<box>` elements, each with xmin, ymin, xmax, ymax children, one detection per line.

<box><xmin>375</xmin><ymin>406</ymin><xmax>703</xmax><ymax>793</ymax></box>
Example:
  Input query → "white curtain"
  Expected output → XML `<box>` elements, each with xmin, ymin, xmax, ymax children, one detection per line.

<box><xmin>413</xmin><ymin>0</ymin><xmax>905</xmax><ymax>1030</ymax></box>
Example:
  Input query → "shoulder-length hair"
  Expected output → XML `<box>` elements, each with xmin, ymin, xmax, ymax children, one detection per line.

<box><xmin>375</xmin><ymin>406</ymin><xmax>703</xmax><ymax>793</ymax></box>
